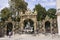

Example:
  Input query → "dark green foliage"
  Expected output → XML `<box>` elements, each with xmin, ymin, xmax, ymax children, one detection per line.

<box><xmin>11</xmin><ymin>0</ymin><xmax>28</xmax><ymax>13</ymax></box>
<box><xmin>1</xmin><ymin>7</ymin><xmax>11</xmax><ymax>21</ymax></box>
<box><xmin>34</xmin><ymin>4</ymin><xmax>56</xmax><ymax>21</ymax></box>
<box><xmin>47</xmin><ymin>8</ymin><xmax>56</xmax><ymax>19</ymax></box>
<box><xmin>34</xmin><ymin>4</ymin><xmax>46</xmax><ymax>21</ymax></box>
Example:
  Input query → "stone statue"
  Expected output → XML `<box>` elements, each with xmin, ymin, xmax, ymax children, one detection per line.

<box><xmin>24</xmin><ymin>22</ymin><xmax>33</xmax><ymax>32</ymax></box>
<box><xmin>25</xmin><ymin>22</ymin><xmax>30</xmax><ymax>29</ymax></box>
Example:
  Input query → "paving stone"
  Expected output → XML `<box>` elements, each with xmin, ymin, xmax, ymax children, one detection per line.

<box><xmin>0</xmin><ymin>34</ymin><xmax>60</xmax><ymax>40</ymax></box>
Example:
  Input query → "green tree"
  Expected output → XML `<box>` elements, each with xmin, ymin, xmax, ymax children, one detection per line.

<box><xmin>10</xmin><ymin>0</ymin><xmax>28</xmax><ymax>22</ymax></box>
<box><xmin>11</xmin><ymin>0</ymin><xmax>28</xmax><ymax>13</ymax></box>
<box><xmin>34</xmin><ymin>4</ymin><xmax>46</xmax><ymax>21</ymax></box>
<box><xmin>47</xmin><ymin>8</ymin><xmax>56</xmax><ymax>19</ymax></box>
<box><xmin>1</xmin><ymin>7</ymin><xmax>11</xmax><ymax>21</ymax></box>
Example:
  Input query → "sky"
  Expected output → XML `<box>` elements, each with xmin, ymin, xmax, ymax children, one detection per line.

<box><xmin>0</xmin><ymin>0</ymin><xmax>56</xmax><ymax>11</ymax></box>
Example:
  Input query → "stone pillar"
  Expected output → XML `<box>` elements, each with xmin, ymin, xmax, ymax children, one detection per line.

<box><xmin>21</xmin><ymin>22</ymin><xmax>24</xmax><ymax>32</ymax></box>
<box><xmin>13</xmin><ymin>22</ymin><xmax>15</xmax><ymax>35</ymax></box>
<box><xmin>5</xmin><ymin>24</ymin><xmax>7</xmax><ymax>35</ymax></box>
<box><xmin>56</xmin><ymin>0</ymin><xmax>60</xmax><ymax>35</ymax></box>
<box><xmin>43</xmin><ymin>24</ymin><xmax>45</xmax><ymax>33</ymax></box>
<box><xmin>4</xmin><ymin>22</ymin><xmax>7</xmax><ymax>35</ymax></box>
<box><xmin>57</xmin><ymin>15</ymin><xmax>60</xmax><ymax>35</ymax></box>
<box><xmin>34</xmin><ymin>22</ymin><xmax>37</xmax><ymax>33</ymax></box>
<box><xmin>43</xmin><ymin>20</ymin><xmax>45</xmax><ymax>33</ymax></box>
<box><xmin>50</xmin><ymin>22</ymin><xmax>53</xmax><ymax>34</ymax></box>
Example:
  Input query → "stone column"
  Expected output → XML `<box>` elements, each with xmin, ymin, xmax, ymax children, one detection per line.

<box><xmin>34</xmin><ymin>22</ymin><xmax>37</xmax><ymax>33</ymax></box>
<box><xmin>43</xmin><ymin>20</ymin><xmax>45</xmax><ymax>33</ymax></box>
<box><xmin>50</xmin><ymin>22</ymin><xmax>53</xmax><ymax>34</ymax></box>
<box><xmin>57</xmin><ymin>15</ymin><xmax>60</xmax><ymax>35</ymax></box>
<box><xmin>4</xmin><ymin>22</ymin><xmax>7</xmax><ymax>36</ymax></box>
<box><xmin>43</xmin><ymin>24</ymin><xmax>45</xmax><ymax>33</ymax></box>
<box><xmin>56</xmin><ymin>0</ymin><xmax>60</xmax><ymax>35</ymax></box>
<box><xmin>21</xmin><ymin>22</ymin><xmax>24</xmax><ymax>33</ymax></box>
<box><xmin>12</xmin><ymin>22</ymin><xmax>15</xmax><ymax>35</ymax></box>
<box><xmin>5</xmin><ymin>24</ymin><xmax>7</xmax><ymax>35</ymax></box>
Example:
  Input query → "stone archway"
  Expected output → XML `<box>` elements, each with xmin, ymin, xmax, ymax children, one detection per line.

<box><xmin>45</xmin><ymin>21</ymin><xmax>51</xmax><ymax>33</ymax></box>
<box><xmin>6</xmin><ymin>22</ymin><xmax>13</xmax><ymax>36</ymax></box>
<box><xmin>20</xmin><ymin>10</ymin><xmax>37</xmax><ymax>34</ymax></box>
<box><xmin>23</xmin><ymin>19</ymin><xmax>34</xmax><ymax>34</ymax></box>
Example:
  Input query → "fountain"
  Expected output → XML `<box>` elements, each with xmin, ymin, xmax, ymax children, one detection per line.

<box><xmin>24</xmin><ymin>22</ymin><xmax>33</xmax><ymax>33</ymax></box>
<box><xmin>25</xmin><ymin>22</ymin><xmax>30</xmax><ymax>29</ymax></box>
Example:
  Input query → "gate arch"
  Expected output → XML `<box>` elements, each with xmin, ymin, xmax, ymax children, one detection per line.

<box><xmin>23</xmin><ymin>19</ymin><xmax>34</xmax><ymax>33</ymax></box>
<box><xmin>6</xmin><ymin>22</ymin><xmax>13</xmax><ymax>36</ymax></box>
<box><xmin>45</xmin><ymin>21</ymin><xmax>51</xmax><ymax>33</ymax></box>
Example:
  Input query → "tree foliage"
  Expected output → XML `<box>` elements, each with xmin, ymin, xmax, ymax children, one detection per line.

<box><xmin>11</xmin><ymin>0</ymin><xmax>28</xmax><ymax>13</ymax></box>
<box><xmin>1</xmin><ymin>7</ymin><xmax>11</xmax><ymax>21</ymax></box>
<box><xmin>34</xmin><ymin>4</ymin><xmax>46</xmax><ymax>21</ymax></box>
<box><xmin>47</xmin><ymin>8</ymin><xmax>56</xmax><ymax>19</ymax></box>
<box><xmin>34</xmin><ymin>4</ymin><xmax>56</xmax><ymax>21</ymax></box>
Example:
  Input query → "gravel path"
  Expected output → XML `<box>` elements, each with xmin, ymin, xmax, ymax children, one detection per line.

<box><xmin>0</xmin><ymin>34</ymin><xmax>60</xmax><ymax>40</ymax></box>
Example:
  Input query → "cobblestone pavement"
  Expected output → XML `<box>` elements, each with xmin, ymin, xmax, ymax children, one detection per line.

<box><xmin>0</xmin><ymin>33</ymin><xmax>60</xmax><ymax>40</ymax></box>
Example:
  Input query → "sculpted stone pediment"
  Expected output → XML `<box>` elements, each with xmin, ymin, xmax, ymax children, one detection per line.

<box><xmin>45</xmin><ymin>15</ymin><xmax>50</xmax><ymax>20</ymax></box>
<box><xmin>20</xmin><ymin>9</ymin><xmax>37</xmax><ymax>16</ymax></box>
